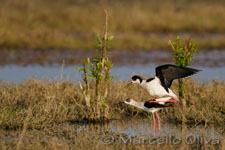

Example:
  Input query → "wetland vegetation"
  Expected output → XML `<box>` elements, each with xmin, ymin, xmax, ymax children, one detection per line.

<box><xmin>0</xmin><ymin>79</ymin><xmax>224</xmax><ymax>149</ymax></box>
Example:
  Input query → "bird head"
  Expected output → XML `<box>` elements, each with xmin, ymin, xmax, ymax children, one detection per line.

<box><xmin>131</xmin><ymin>75</ymin><xmax>143</xmax><ymax>84</ymax></box>
<box><xmin>124</xmin><ymin>75</ymin><xmax>143</xmax><ymax>88</ymax></box>
<box><xmin>124</xmin><ymin>98</ymin><xmax>136</xmax><ymax>105</ymax></box>
<box><xmin>124</xmin><ymin>98</ymin><xmax>143</xmax><ymax>110</ymax></box>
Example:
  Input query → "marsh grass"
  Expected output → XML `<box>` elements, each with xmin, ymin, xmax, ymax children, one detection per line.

<box><xmin>0</xmin><ymin>79</ymin><xmax>224</xmax><ymax>130</ymax></box>
<box><xmin>0</xmin><ymin>0</ymin><xmax>225</xmax><ymax>49</ymax></box>
<box><xmin>0</xmin><ymin>78</ymin><xmax>224</xmax><ymax>149</ymax></box>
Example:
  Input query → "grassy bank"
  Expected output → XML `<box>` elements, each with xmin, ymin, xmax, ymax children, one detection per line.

<box><xmin>0</xmin><ymin>0</ymin><xmax>225</xmax><ymax>50</ymax></box>
<box><xmin>0</xmin><ymin>79</ymin><xmax>224</xmax><ymax>130</ymax></box>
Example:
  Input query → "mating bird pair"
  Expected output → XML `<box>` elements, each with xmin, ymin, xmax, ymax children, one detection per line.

<box><xmin>124</xmin><ymin>64</ymin><xmax>200</xmax><ymax>136</ymax></box>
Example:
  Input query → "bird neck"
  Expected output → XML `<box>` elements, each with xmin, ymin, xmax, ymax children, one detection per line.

<box><xmin>140</xmin><ymin>80</ymin><xmax>147</xmax><ymax>89</ymax></box>
<box><xmin>153</xmin><ymin>76</ymin><xmax>160</xmax><ymax>83</ymax></box>
<box><xmin>130</xmin><ymin>100</ymin><xmax>145</xmax><ymax>110</ymax></box>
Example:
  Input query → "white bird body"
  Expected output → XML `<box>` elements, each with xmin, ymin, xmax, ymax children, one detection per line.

<box><xmin>140</xmin><ymin>77</ymin><xmax>178</xmax><ymax>99</ymax></box>
<box><xmin>129</xmin><ymin>64</ymin><xmax>200</xmax><ymax>100</ymax></box>
<box><xmin>125</xmin><ymin>97</ymin><xmax>172</xmax><ymax>112</ymax></box>
<box><xmin>124</xmin><ymin>99</ymin><xmax>161</xmax><ymax>113</ymax></box>
<box><xmin>124</xmin><ymin>97</ymin><xmax>174</xmax><ymax>136</ymax></box>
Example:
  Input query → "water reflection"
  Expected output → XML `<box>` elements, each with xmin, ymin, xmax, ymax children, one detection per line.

<box><xmin>72</xmin><ymin>119</ymin><xmax>223</xmax><ymax>140</ymax></box>
<box><xmin>109</xmin><ymin>119</ymin><xmax>223</xmax><ymax>139</ymax></box>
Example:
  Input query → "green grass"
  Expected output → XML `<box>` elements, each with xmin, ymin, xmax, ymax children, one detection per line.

<box><xmin>0</xmin><ymin>0</ymin><xmax>225</xmax><ymax>50</ymax></box>
<box><xmin>0</xmin><ymin>79</ymin><xmax>224</xmax><ymax>130</ymax></box>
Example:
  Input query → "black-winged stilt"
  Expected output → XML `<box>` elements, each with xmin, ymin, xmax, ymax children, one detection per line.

<box><xmin>127</xmin><ymin>64</ymin><xmax>200</xmax><ymax>103</ymax></box>
<box><xmin>125</xmin><ymin>97</ymin><xmax>176</xmax><ymax>136</ymax></box>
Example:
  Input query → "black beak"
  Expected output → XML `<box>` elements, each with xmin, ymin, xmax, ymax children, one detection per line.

<box><xmin>125</xmin><ymin>98</ymin><xmax>131</xmax><ymax>103</ymax></box>
<box><xmin>124</xmin><ymin>82</ymin><xmax>132</xmax><ymax>88</ymax></box>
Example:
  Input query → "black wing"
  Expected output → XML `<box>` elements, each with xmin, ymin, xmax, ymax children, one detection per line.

<box><xmin>155</xmin><ymin>64</ymin><xmax>200</xmax><ymax>92</ymax></box>
<box><xmin>144</xmin><ymin>101</ymin><xmax>173</xmax><ymax>108</ymax></box>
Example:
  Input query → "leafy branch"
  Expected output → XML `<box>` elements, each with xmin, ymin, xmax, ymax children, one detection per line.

<box><xmin>76</xmin><ymin>10</ymin><xmax>113</xmax><ymax>120</ymax></box>
<box><xmin>168</xmin><ymin>36</ymin><xmax>198</xmax><ymax>124</ymax></box>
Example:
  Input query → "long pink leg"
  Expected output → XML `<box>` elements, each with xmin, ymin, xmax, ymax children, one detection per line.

<box><xmin>156</xmin><ymin>112</ymin><xmax>160</xmax><ymax>136</ymax></box>
<box><xmin>149</xmin><ymin>98</ymin><xmax>177</xmax><ymax>103</ymax></box>
<box><xmin>149</xmin><ymin>96</ymin><xmax>179</xmax><ymax>103</ymax></box>
<box><xmin>152</xmin><ymin>112</ymin><xmax>156</xmax><ymax>136</ymax></box>
<box><xmin>149</xmin><ymin>98</ymin><xmax>156</xmax><ymax>101</ymax></box>
<box><xmin>150</xmin><ymin>100</ymin><xmax>178</xmax><ymax>103</ymax></box>
<box><xmin>167</xmin><ymin>96</ymin><xmax>179</xmax><ymax>103</ymax></box>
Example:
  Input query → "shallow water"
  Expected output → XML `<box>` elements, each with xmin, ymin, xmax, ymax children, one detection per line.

<box><xmin>0</xmin><ymin>63</ymin><xmax>224</xmax><ymax>83</ymax></box>
<box><xmin>0</xmin><ymin>49</ymin><xmax>225</xmax><ymax>83</ymax></box>
<box><xmin>1</xmin><ymin>119</ymin><xmax>224</xmax><ymax>149</ymax></box>
<box><xmin>109</xmin><ymin>119</ymin><xmax>222</xmax><ymax>137</ymax></box>
<box><xmin>73</xmin><ymin>119</ymin><xmax>224</xmax><ymax>139</ymax></box>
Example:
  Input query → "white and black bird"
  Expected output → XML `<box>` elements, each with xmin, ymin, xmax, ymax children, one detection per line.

<box><xmin>125</xmin><ymin>97</ymin><xmax>174</xmax><ymax>136</ymax></box>
<box><xmin>127</xmin><ymin>64</ymin><xmax>200</xmax><ymax>103</ymax></box>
